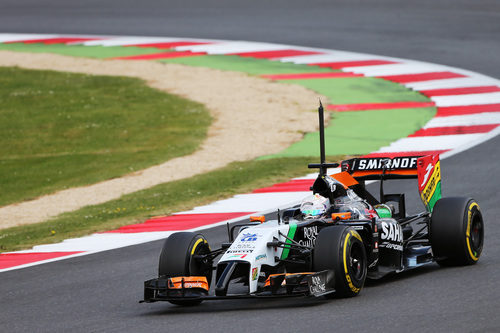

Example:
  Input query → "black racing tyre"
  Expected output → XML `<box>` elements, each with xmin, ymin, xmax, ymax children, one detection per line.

<box><xmin>430</xmin><ymin>197</ymin><xmax>484</xmax><ymax>266</ymax></box>
<box><xmin>158</xmin><ymin>232</ymin><xmax>212</xmax><ymax>306</ymax></box>
<box><xmin>313</xmin><ymin>226</ymin><xmax>367</xmax><ymax>298</ymax></box>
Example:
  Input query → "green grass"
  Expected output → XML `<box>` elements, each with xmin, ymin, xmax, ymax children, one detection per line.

<box><xmin>0</xmin><ymin>67</ymin><xmax>211</xmax><ymax>206</ymax></box>
<box><xmin>280</xmin><ymin>77</ymin><xmax>430</xmax><ymax>104</ymax></box>
<box><xmin>0</xmin><ymin>156</ymin><xmax>339</xmax><ymax>252</ymax></box>
<box><xmin>0</xmin><ymin>44</ymin><xmax>435</xmax><ymax>160</ymax></box>
<box><xmin>263</xmin><ymin>76</ymin><xmax>435</xmax><ymax>158</ymax></box>
<box><xmin>0</xmin><ymin>43</ymin><xmax>168</xmax><ymax>58</ymax></box>
<box><xmin>266</xmin><ymin>107</ymin><xmax>436</xmax><ymax>157</ymax></box>
<box><xmin>160</xmin><ymin>55</ymin><xmax>338</xmax><ymax>75</ymax></box>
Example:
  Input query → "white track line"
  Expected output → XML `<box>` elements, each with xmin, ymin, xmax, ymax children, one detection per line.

<box><xmin>279</xmin><ymin>50</ymin><xmax>407</xmax><ymax>64</ymax></box>
<box><xmin>431</xmin><ymin>92</ymin><xmax>500</xmax><ymax>107</ymax></box>
<box><xmin>405</xmin><ymin>77</ymin><xmax>500</xmax><ymax>90</ymax></box>
<box><xmin>424</xmin><ymin>112</ymin><xmax>500</xmax><ymax>128</ymax></box>
<box><xmin>81</xmin><ymin>36</ymin><xmax>224</xmax><ymax>47</ymax></box>
<box><xmin>82</xmin><ymin>37</ymin><xmax>187</xmax><ymax>46</ymax></box>
<box><xmin>0</xmin><ymin>33</ymin><xmax>59</xmax><ymax>43</ymax></box>
<box><xmin>344</xmin><ymin>63</ymin><xmax>446</xmax><ymax>76</ymax></box>
<box><xmin>12</xmin><ymin>232</ymin><xmax>174</xmax><ymax>253</ymax></box>
<box><xmin>176</xmin><ymin>192</ymin><xmax>310</xmax><ymax>215</ymax></box>
<box><xmin>174</xmin><ymin>41</ymin><xmax>292</xmax><ymax>54</ymax></box>
<box><xmin>280</xmin><ymin>53</ymin><xmax>385</xmax><ymax>64</ymax></box>
<box><xmin>377</xmin><ymin>133</ymin><xmax>485</xmax><ymax>152</ymax></box>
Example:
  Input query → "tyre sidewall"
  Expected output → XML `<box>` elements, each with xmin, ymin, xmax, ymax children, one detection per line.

<box><xmin>158</xmin><ymin>232</ymin><xmax>211</xmax><ymax>279</ymax></box>
<box><xmin>313</xmin><ymin>226</ymin><xmax>367</xmax><ymax>297</ymax></box>
<box><xmin>430</xmin><ymin>197</ymin><xmax>483</xmax><ymax>265</ymax></box>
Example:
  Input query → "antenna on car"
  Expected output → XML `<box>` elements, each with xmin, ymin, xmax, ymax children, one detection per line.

<box><xmin>319</xmin><ymin>99</ymin><xmax>326</xmax><ymax>174</ymax></box>
<box><xmin>308</xmin><ymin>99</ymin><xmax>339</xmax><ymax>176</ymax></box>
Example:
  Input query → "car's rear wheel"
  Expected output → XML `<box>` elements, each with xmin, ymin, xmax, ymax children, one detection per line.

<box><xmin>313</xmin><ymin>225</ymin><xmax>367</xmax><ymax>298</ymax></box>
<box><xmin>158</xmin><ymin>232</ymin><xmax>212</xmax><ymax>306</ymax></box>
<box><xmin>430</xmin><ymin>197</ymin><xmax>484</xmax><ymax>266</ymax></box>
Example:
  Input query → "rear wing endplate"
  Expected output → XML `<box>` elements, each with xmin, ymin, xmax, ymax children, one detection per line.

<box><xmin>416</xmin><ymin>155</ymin><xmax>442</xmax><ymax>212</ymax></box>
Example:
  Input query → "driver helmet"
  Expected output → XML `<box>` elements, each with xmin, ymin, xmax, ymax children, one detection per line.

<box><xmin>300</xmin><ymin>194</ymin><xmax>331</xmax><ymax>219</ymax></box>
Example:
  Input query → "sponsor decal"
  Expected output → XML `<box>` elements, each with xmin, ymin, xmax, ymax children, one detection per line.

<box><xmin>184</xmin><ymin>282</ymin><xmax>205</xmax><ymax>289</ymax></box>
<box><xmin>379</xmin><ymin>243</ymin><xmax>403</xmax><ymax>251</ymax></box>
<box><xmin>380</xmin><ymin>221</ymin><xmax>402</xmax><ymax>242</ymax></box>
<box><xmin>421</xmin><ymin>164</ymin><xmax>440</xmax><ymax>198</ymax></box>
<box><xmin>227</xmin><ymin>249</ymin><xmax>253</xmax><ymax>254</ymax></box>
<box><xmin>354</xmin><ymin>157</ymin><xmax>418</xmax><ymax>171</ymax></box>
<box><xmin>229</xmin><ymin>254</ymin><xmax>248</xmax><ymax>259</ymax></box>
<box><xmin>251</xmin><ymin>267</ymin><xmax>258</xmax><ymax>281</ymax></box>
<box><xmin>417</xmin><ymin>155</ymin><xmax>442</xmax><ymax>212</ymax></box>
<box><xmin>420</xmin><ymin>163</ymin><xmax>433</xmax><ymax>188</ymax></box>
<box><xmin>255</xmin><ymin>254</ymin><xmax>267</xmax><ymax>262</ymax></box>
<box><xmin>298</xmin><ymin>225</ymin><xmax>318</xmax><ymax>247</ymax></box>
<box><xmin>234</xmin><ymin>242</ymin><xmax>256</xmax><ymax>250</ymax></box>
<box><xmin>309</xmin><ymin>275</ymin><xmax>326</xmax><ymax>294</ymax></box>
<box><xmin>240</xmin><ymin>233</ymin><xmax>258</xmax><ymax>242</ymax></box>
<box><xmin>324</xmin><ymin>176</ymin><xmax>340</xmax><ymax>192</ymax></box>
<box><xmin>228</xmin><ymin>237</ymin><xmax>258</xmax><ymax>254</ymax></box>
<box><xmin>368</xmin><ymin>258</ymin><xmax>379</xmax><ymax>268</ymax></box>
<box><xmin>168</xmin><ymin>277</ymin><xmax>209</xmax><ymax>290</ymax></box>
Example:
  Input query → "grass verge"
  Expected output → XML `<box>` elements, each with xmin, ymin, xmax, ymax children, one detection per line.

<box><xmin>266</xmin><ymin>107</ymin><xmax>436</xmax><ymax>157</ymax></box>
<box><xmin>0</xmin><ymin>67</ymin><xmax>210</xmax><ymax>206</ymax></box>
<box><xmin>0</xmin><ymin>156</ymin><xmax>340</xmax><ymax>252</ymax></box>
<box><xmin>0</xmin><ymin>43</ymin><xmax>169</xmax><ymax>58</ymax></box>
<box><xmin>160</xmin><ymin>55</ymin><xmax>338</xmax><ymax>75</ymax></box>
<box><xmin>280</xmin><ymin>77</ymin><xmax>430</xmax><ymax>104</ymax></box>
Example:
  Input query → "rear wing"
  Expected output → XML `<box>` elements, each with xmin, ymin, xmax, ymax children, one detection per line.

<box><xmin>340</xmin><ymin>155</ymin><xmax>442</xmax><ymax>212</ymax></box>
<box><xmin>340</xmin><ymin>156</ymin><xmax>419</xmax><ymax>180</ymax></box>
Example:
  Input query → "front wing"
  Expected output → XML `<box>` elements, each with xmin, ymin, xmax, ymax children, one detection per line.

<box><xmin>141</xmin><ymin>270</ymin><xmax>335</xmax><ymax>303</ymax></box>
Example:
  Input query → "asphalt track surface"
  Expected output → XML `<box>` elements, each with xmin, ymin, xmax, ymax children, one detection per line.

<box><xmin>1</xmin><ymin>1</ymin><xmax>499</xmax><ymax>332</ymax></box>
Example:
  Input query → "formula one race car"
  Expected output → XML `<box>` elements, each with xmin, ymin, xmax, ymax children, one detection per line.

<box><xmin>141</xmin><ymin>103</ymin><xmax>484</xmax><ymax>305</ymax></box>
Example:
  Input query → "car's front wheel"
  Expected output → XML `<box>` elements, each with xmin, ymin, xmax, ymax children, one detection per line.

<box><xmin>158</xmin><ymin>232</ymin><xmax>212</xmax><ymax>305</ymax></box>
<box><xmin>313</xmin><ymin>225</ymin><xmax>367</xmax><ymax>298</ymax></box>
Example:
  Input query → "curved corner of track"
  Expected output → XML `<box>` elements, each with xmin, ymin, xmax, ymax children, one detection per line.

<box><xmin>1</xmin><ymin>33</ymin><xmax>499</xmax><ymax>272</ymax></box>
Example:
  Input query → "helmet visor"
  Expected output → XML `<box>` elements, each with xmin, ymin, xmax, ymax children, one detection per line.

<box><xmin>301</xmin><ymin>209</ymin><xmax>323</xmax><ymax>216</ymax></box>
